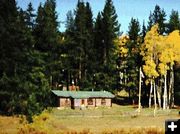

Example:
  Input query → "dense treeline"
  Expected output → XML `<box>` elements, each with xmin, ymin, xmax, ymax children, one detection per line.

<box><xmin>0</xmin><ymin>0</ymin><xmax>180</xmax><ymax>121</ymax></box>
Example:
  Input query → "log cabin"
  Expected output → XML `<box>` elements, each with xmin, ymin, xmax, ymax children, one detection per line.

<box><xmin>52</xmin><ymin>90</ymin><xmax>115</xmax><ymax>109</ymax></box>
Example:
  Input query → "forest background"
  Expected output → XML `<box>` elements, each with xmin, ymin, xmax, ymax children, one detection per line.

<box><xmin>0</xmin><ymin>0</ymin><xmax>180</xmax><ymax>122</ymax></box>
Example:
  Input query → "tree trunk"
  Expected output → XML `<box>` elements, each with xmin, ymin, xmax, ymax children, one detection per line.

<box><xmin>138</xmin><ymin>67</ymin><xmax>142</xmax><ymax>113</ymax></box>
<box><xmin>168</xmin><ymin>66</ymin><xmax>174</xmax><ymax>108</ymax></box>
<box><xmin>125</xmin><ymin>69</ymin><xmax>127</xmax><ymax>85</ymax></box>
<box><xmin>163</xmin><ymin>74</ymin><xmax>167</xmax><ymax>110</ymax></box>
<box><xmin>50</xmin><ymin>75</ymin><xmax>53</xmax><ymax>90</ymax></box>
<box><xmin>171</xmin><ymin>67</ymin><xmax>174</xmax><ymax>107</ymax></box>
<box><xmin>157</xmin><ymin>88</ymin><xmax>161</xmax><ymax>108</ymax></box>
<box><xmin>103</xmin><ymin>45</ymin><xmax>107</xmax><ymax>65</ymax></box>
<box><xmin>149</xmin><ymin>80</ymin><xmax>153</xmax><ymax>108</ymax></box>
<box><xmin>157</xmin><ymin>77</ymin><xmax>162</xmax><ymax>108</ymax></box>
<box><xmin>79</xmin><ymin>60</ymin><xmax>82</xmax><ymax>80</ymax></box>
<box><xmin>67</xmin><ymin>70</ymin><xmax>69</xmax><ymax>91</ymax></box>
<box><xmin>168</xmin><ymin>70</ymin><xmax>172</xmax><ymax>108</ymax></box>
<box><xmin>153</xmin><ymin>81</ymin><xmax>157</xmax><ymax>116</ymax></box>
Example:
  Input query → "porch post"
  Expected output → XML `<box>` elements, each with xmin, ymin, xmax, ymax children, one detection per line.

<box><xmin>95</xmin><ymin>98</ymin><xmax>97</xmax><ymax>107</ymax></box>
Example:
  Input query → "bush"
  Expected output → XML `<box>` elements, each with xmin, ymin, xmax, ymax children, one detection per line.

<box><xmin>18</xmin><ymin>110</ymin><xmax>51</xmax><ymax>134</ymax></box>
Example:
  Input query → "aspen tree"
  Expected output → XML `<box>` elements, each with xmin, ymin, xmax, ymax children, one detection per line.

<box><xmin>114</xmin><ymin>35</ymin><xmax>129</xmax><ymax>89</ymax></box>
<box><xmin>164</xmin><ymin>30</ymin><xmax>180</xmax><ymax>108</ymax></box>
<box><xmin>141</xmin><ymin>25</ymin><xmax>160</xmax><ymax>113</ymax></box>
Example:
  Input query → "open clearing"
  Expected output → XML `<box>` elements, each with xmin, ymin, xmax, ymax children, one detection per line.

<box><xmin>0</xmin><ymin>104</ymin><xmax>179</xmax><ymax>134</ymax></box>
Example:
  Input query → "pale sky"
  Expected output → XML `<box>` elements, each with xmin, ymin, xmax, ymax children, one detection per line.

<box><xmin>16</xmin><ymin>0</ymin><xmax>180</xmax><ymax>33</ymax></box>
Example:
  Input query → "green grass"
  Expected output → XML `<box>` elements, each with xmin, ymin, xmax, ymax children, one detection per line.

<box><xmin>51</xmin><ymin>104</ymin><xmax>179</xmax><ymax>118</ymax></box>
<box><xmin>0</xmin><ymin>104</ymin><xmax>179</xmax><ymax>134</ymax></box>
<box><xmin>48</xmin><ymin>104</ymin><xmax>179</xmax><ymax>133</ymax></box>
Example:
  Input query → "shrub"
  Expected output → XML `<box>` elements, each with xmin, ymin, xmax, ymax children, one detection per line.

<box><xmin>18</xmin><ymin>110</ymin><xmax>51</xmax><ymax>134</ymax></box>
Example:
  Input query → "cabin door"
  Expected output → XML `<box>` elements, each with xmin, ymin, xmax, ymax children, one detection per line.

<box><xmin>71</xmin><ymin>98</ymin><xmax>74</xmax><ymax>109</ymax></box>
<box><xmin>81</xmin><ymin>99</ymin><xmax>85</xmax><ymax>105</ymax></box>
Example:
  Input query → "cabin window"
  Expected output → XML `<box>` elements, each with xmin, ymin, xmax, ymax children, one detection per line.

<box><xmin>65</xmin><ymin>98</ymin><xmax>70</xmax><ymax>106</ymax></box>
<box><xmin>65</xmin><ymin>99</ymin><xmax>68</xmax><ymax>104</ymax></box>
<box><xmin>87</xmin><ymin>98</ymin><xmax>93</xmax><ymax>105</ymax></box>
<box><xmin>101</xmin><ymin>98</ymin><xmax>106</xmax><ymax>105</ymax></box>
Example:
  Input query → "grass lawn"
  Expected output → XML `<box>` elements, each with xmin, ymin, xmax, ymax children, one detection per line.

<box><xmin>0</xmin><ymin>104</ymin><xmax>179</xmax><ymax>134</ymax></box>
<box><xmin>50</xmin><ymin>104</ymin><xmax>180</xmax><ymax>133</ymax></box>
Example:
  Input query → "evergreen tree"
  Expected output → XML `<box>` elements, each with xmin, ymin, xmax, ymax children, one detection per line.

<box><xmin>167</xmin><ymin>10</ymin><xmax>180</xmax><ymax>33</ymax></box>
<box><xmin>101</xmin><ymin>0</ymin><xmax>120</xmax><ymax>65</ymax></box>
<box><xmin>25</xmin><ymin>2</ymin><xmax>36</xmax><ymax>30</ymax></box>
<box><xmin>0</xmin><ymin>0</ymin><xmax>47</xmax><ymax>119</ymax></box>
<box><xmin>147</xmin><ymin>11</ymin><xmax>153</xmax><ymax>31</ymax></box>
<box><xmin>34</xmin><ymin>0</ymin><xmax>58</xmax><ymax>52</ymax></box>
<box><xmin>0</xmin><ymin>0</ymin><xmax>19</xmax><ymax>77</ymax></box>
<box><xmin>63</xmin><ymin>10</ymin><xmax>76</xmax><ymax>89</ymax></box>
<box><xmin>158</xmin><ymin>9</ymin><xmax>166</xmax><ymax>34</ymax></box>
<box><xmin>85</xmin><ymin>2</ymin><xmax>93</xmax><ymax>35</ymax></box>
<box><xmin>127</xmin><ymin>18</ymin><xmax>141</xmax><ymax>100</ymax></box>
<box><xmin>128</xmin><ymin>18</ymin><xmax>140</xmax><ymax>42</ymax></box>
<box><xmin>65</xmin><ymin>10</ymin><xmax>75</xmax><ymax>34</ymax></box>
<box><xmin>84</xmin><ymin>2</ymin><xmax>94</xmax><ymax>75</ymax></box>
<box><xmin>147</xmin><ymin>5</ymin><xmax>166</xmax><ymax>34</ymax></box>
<box><xmin>72</xmin><ymin>1</ymin><xmax>95</xmax><ymax>89</ymax></box>
<box><xmin>94</xmin><ymin>12</ymin><xmax>104</xmax><ymax>66</ymax></box>
<box><xmin>33</xmin><ymin>3</ymin><xmax>45</xmax><ymax>51</ymax></box>
<box><xmin>141</xmin><ymin>20</ymin><xmax>147</xmax><ymax>39</ymax></box>
<box><xmin>92</xmin><ymin>0</ymin><xmax>120</xmax><ymax>91</ymax></box>
<box><xmin>127</xmin><ymin>18</ymin><xmax>141</xmax><ymax>56</ymax></box>
<box><xmin>74</xmin><ymin>0</ymin><xmax>87</xmax><ymax>81</ymax></box>
<box><xmin>33</xmin><ymin>0</ymin><xmax>60</xmax><ymax>89</ymax></box>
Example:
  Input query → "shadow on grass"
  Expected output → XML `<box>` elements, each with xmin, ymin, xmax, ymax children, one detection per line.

<box><xmin>112</xmin><ymin>96</ymin><xmax>136</xmax><ymax>106</ymax></box>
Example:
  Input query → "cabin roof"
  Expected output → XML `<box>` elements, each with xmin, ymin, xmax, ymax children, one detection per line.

<box><xmin>51</xmin><ymin>90</ymin><xmax>115</xmax><ymax>99</ymax></box>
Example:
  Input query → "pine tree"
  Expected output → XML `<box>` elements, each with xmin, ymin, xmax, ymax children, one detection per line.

<box><xmin>0</xmin><ymin>0</ymin><xmax>46</xmax><ymax>118</ymax></box>
<box><xmin>101</xmin><ymin>0</ymin><xmax>120</xmax><ymax>65</ymax></box>
<box><xmin>25</xmin><ymin>2</ymin><xmax>36</xmax><ymax>30</ymax></box>
<box><xmin>141</xmin><ymin>20</ymin><xmax>147</xmax><ymax>39</ymax></box>
<box><xmin>0</xmin><ymin>0</ymin><xmax>18</xmax><ymax>77</ymax></box>
<box><xmin>128</xmin><ymin>18</ymin><xmax>140</xmax><ymax>42</ymax></box>
<box><xmin>73</xmin><ymin>1</ymin><xmax>95</xmax><ymax>89</ymax></box>
<box><xmin>147</xmin><ymin>5</ymin><xmax>166</xmax><ymax>34</ymax></box>
<box><xmin>147</xmin><ymin>11</ymin><xmax>153</xmax><ymax>31</ymax></box>
<box><xmin>64</xmin><ymin>10</ymin><xmax>76</xmax><ymax>88</ymax></box>
<box><xmin>84</xmin><ymin>2</ymin><xmax>95</xmax><ymax>75</ymax></box>
<box><xmin>94</xmin><ymin>12</ymin><xmax>104</xmax><ymax>66</ymax></box>
<box><xmin>127</xmin><ymin>18</ymin><xmax>141</xmax><ymax>102</ymax></box>
<box><xmin>33</xmin><ymin>3</ymin><xmax>45</xmax><ymax>51</ymax></box>
<box><xmin>92</xmin><ymin>0</ymin><xmax>120</xmax><ymax>91</ymax></box>
<box><xmin>65</xmin><ymin>10</ymin><xmax>75</xmax><ymax>34</ymax></box>
<box><xmin>167</xmin><ymin>10</ymin><xmax>180</xmax><ymax>33</ymax></box>
<box><xmin>34</xmin><ymin>0</ymin><xmax>58</xmax><ymax>52</ymax></box>
<box><xmin>33</xmin><ymin>0</ymin><xmax>60</xmax><ymax>89</ymax></box>
<box><xmin>85</xmin><ymin>2</ymin><xmax>93</xmax><ymax>35</ymax></box>
<box><xmin>74</xmin><ymin>0</ymin><xmax>87</xmax><ymax>81</ymax></box>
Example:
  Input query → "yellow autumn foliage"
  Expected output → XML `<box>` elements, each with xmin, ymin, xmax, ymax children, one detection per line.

<box><xmin>141</xmin><ymin>24</ymin><xmax>180</xmax><ymax>80</ymax></box>
<box><xmin>143</xmin><ymin>60</ymin><xmax>159</xmax><ymax>78</ymax></box>
<box><xmin>166</xmin><ymin>30</ymin><xmax>180</xmax><ymax>62</ymax></box>
<box><xmin>158</xmin><ymin>63</ymin><xmax>169</xmax><ymax>76</ymax></box>
<box><xmin>114</xmin><ymin>35</ymin><xmax>129</xmax><ymax>58</ymax></box>
<box><xmin>141</xmin><ymin>24</ymin><xmax>160</xmax><ymax>80</ymax></box>
<box><xmin>18</xmin><ymin>110</ymin><xmax>55</xmax><ymax>134</ymax></box>
<box><xmin>158</xmin><ymin>30</ymin><xmax>180</xmax><ymax>74</ymax></box>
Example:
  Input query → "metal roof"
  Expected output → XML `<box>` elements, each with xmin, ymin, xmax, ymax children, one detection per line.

<box><xmin>52</xmin><ymin>90</ymin><xmax>115</xmax><ymax>99</ymax></box>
